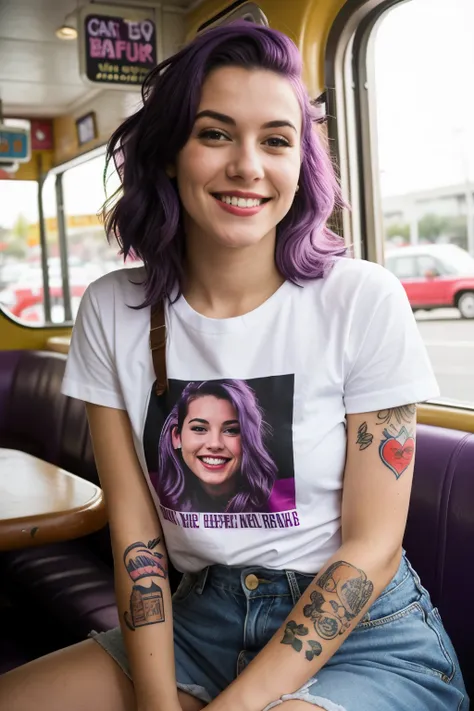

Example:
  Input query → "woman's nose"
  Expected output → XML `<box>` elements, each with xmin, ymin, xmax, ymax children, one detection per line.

<box><xmin>206</xmin><ymin>431</ymin><xmax>224</xmax><ymax>450</ymax></box>
<box><xmin>227</xmin><ymin>142</ymin><xmax>265</xmax><ymax>182</ymax></box>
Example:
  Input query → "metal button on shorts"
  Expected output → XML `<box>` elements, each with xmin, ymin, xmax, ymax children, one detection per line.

<box><xmin>244</xmin><ymin>573</ymin><xmax>259</xmax><ymax>591</ymax></box>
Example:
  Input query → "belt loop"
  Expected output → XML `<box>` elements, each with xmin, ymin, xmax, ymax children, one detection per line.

<box><xmin>404</xmin><ymin>555</ymin><xmax>425</xmax><ymax>596</ymax></box>
<box><xmin>195</xmin><ymin>566</ymin><xmax>210</xmax><ymax>595</ymax></box>
<box><xmin>286</xmin><ymin>571</ymin><xmax>301</xmax><ymax>605</ymax></box>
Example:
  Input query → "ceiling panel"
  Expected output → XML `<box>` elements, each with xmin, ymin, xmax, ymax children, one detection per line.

<box><xmin>0</xmin><ymin>39</ymin><xmax>83</xmax><ymax>86</ymax></box>
<box><xmin>0</xmin><ymin>80</ymin><xmax>87</xmax><ymax>107</ymax></box>
<box><xmin>0</xmin><ymin>0</ymin><xmax>200</xmax><ymax>118</ymax></box>
<box><xmin>0</xmin><ymin>0</ymin><xmax>79</xmax><ymax>43</ymax></box>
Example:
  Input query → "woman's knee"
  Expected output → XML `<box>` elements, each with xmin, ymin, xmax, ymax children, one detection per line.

<box><xmin>0</xmin><ymin>639</ymin><xmax>135</xmax><ymax>711</ymax></box>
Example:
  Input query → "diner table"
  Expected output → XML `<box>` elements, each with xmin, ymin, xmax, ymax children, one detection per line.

<box><xmin>0</xmin><ymin>448</ymin><xmax>107</xmax><ymax>551</ymax></box>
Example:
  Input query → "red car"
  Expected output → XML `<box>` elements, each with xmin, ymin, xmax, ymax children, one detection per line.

<box><xmin>385</xmin><ymin>244</ymin><xmax>474</xmax><ymax>319</ymax></box>
<box><xmin>6</xmin><ymin>284</ymin><xmax>86</xmax><ymax>322</ymax></box>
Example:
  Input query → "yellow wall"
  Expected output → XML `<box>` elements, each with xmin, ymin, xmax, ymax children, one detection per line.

<box><xmin>1</xmin><ymin>149</ymin><xmax>55</xmax><ymax>182</ymax></box>
<box><xmin>0</xmin><ymin>314</ymin><xmax>72</xmax><ymax>351</ymax></box>
<box><xmin>53</xmin><ymin>108</ymin><xmax>107</xmax><ymax>165</ymax></box>
<box><xmin>186</xmin><ymin>0</ymin><xmax>347</xmax><ymax>98</ymax></box>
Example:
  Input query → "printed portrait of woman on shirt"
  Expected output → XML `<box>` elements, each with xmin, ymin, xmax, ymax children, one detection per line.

<box><xmin>157</xmin><ymin>379</ymin><xmax>278</xmax><ymax>514</ymax></box>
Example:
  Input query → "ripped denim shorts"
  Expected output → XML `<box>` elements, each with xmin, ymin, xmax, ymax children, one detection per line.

<box><xmin>91</xmin><ymin>552</ymin><xmax>468</xmax><ymax>711</ymax></box>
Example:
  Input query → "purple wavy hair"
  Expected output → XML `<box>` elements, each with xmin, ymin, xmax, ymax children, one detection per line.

<box><xmin>157</xmin><ymin>380</ymin><xmax>277</xmax><ymax>513</ymax></box>
<box><xmin>103</xmin><ymin>21</ymin><xmax>345</xmax><ymax>307</ymax></box>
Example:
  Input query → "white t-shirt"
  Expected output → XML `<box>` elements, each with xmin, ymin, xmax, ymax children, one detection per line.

<box><xmin>62</xmin><ymin>257</ymin><xmax>439</xmax><ymax>574</ymax></box>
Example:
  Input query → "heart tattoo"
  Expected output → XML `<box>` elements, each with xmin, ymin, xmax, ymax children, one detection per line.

<box><xmin>379</xmin><ymin>426</ymin><xmax>415</xmax><ymax>478</ymax></box>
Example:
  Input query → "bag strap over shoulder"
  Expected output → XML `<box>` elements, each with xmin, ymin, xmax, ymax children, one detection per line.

<box><xmin>150</xmin><ymin>302</ymin><xmax>167</xmax><ymax>395</ymax></box>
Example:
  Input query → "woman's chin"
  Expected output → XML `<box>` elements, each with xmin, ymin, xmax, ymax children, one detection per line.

<box><xmin>197</xmin><ymin>472</ymin><xmax>236</xmax><ymax>496</ymax></box>
<box><xmin>209</xmin><ymin>227</ymin><xmax>272</xmax><ymax>250</ymax></box>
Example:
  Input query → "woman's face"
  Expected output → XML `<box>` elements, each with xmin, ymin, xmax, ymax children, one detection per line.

<box><xmin>172</xmin><ymin>395</ymin><xmax>242</xmax><ymax>495</ymax></box>
<box><xmin>175</xmin><ymin>66</ymin><xmax>302</xmax><ymax>252</ymax></box>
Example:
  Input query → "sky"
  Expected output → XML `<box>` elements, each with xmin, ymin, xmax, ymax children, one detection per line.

<box><xmin>1</xmin><ymin>0</ymin><xmax>473</xmax><ymax>227</ymax></box>
<box><xmin>374</xmin><ymin>0</ymin><xmax>474</xmax><ymax>196</ymax></box>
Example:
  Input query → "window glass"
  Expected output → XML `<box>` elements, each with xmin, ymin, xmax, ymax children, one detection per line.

<box><xmin>417</xmin><ymin>255</ymin><xmax>440</xmax><ymax>276</ymax></box>
<box><xmin>62</xmin><ymin>152</ymin><xmax>140</xmax><ymax>320</ymax></box>
<box><xmin>374</xmin><ymin>0</ymin><xmax>474</xmax><ymax>405</ymax></box>
<box><xmin>0</xmin><ymin>180</ymin><xmax>42</xmax><ymax>322</ymax></box>
<box><xmin>390</xmin><ymin>256</ymin><xmax>417</xmax><ymax>279</ymax></box>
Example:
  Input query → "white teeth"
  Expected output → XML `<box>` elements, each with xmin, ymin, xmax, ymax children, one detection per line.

<box><xmin>201</xmin><ymin>457</ymin><xmax>228</xmax><ymax>465</ymax></box>
<box><xmin>217</xmin><ymin>195</ymin><xmax>264</xmax><ymax>208</ymax></box>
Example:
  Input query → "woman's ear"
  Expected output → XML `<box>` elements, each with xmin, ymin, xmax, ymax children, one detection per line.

<box><xmin>171</xmin><ymin>426</ymin><xmax>182</xmax><ymax>450</ymax></box>
<box><xmin>166</xmin><ymin>164</ymin><xmax>176</xmax><ymax>179</ymax></box>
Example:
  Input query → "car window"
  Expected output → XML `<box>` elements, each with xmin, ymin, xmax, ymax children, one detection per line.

<box><xmin>390</xmin><ymin>256</ymin><xmax>417</xmax><ymax>278</ymax></box>
<box><xmin>417</xmin><ymin>255</ymin><xmax>440</xmax><ymax>275</ymax></box>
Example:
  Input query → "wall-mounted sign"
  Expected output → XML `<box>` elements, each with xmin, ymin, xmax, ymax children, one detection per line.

<box><xmin>78</xmin><ymin>3</ymin><xmax>157</xmax><ymax>89</ymax></box>
<box><xmin>31</xmin><ymin>120</ymin><xmax>54</xmax><ymax>151</ymax></box>
<box><xmin>0</xmin><ymin>125</ymin><xmax>30</xmax><ymax>163</ymax></box>
<box><xmin>76</xmin><ymin>111</ymin><xmax>97</xmax><ymax>146</ymax></box>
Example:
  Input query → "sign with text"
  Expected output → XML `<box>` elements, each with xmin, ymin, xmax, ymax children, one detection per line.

<box><xmin>0</xmin><ymin>125</ymin><xmax>30</xmax><ymax>163</ymax></box>
<box><xmin>79</xmin><ymin>4</ymin><xmax>157</xmax><ymax>89</ymax></box>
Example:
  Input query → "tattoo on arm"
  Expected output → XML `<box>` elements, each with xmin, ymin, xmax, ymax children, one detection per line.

<box><xmin>377</xmin><ymin>405</ymin><xmax>416</xmax><ymax>478</ymax></box>
<box><xmin>354</xmin><ymin>405</ymin><xmax>416</xmax><ymax>478</ymax></box>
<box><xmin>281</xmin><ymin>561</ymin><xmax>373</xmax><ymax>660</ymax></box>
<box><xmin>356</xmin><ymin>422</ymin><xmax>373</xmax><ymax>450</ymax></box>
<box><xmin>377</xmin><ymin>405</ymin><xmax>416</xmax><ymax>427</ymax></box>
<box><xmin>122</xmin><ymin>537</ymin><xmax>168</xmax><ymax>631</ymax></box>
<box><xmin>379</xmin><ymin>426</ymin><xmax>415</xmax><ymax>479</ymax></box>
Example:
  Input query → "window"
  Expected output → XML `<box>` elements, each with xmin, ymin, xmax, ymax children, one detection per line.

<box><xmin>417</xmin><ymin>255</ymin><xmax>441</xmax><ymax>277</ymax></box>
<box><xmin>0</xmin><ymin>148</ymin><xmax>141</xmax><ymax>325</ymax></box>
<box><xmin>389</xmin><ymin>256</ymin><xmax>417</xmax><ymax>280</ymax></box>
<box><xmin>0</xmin><ymin>180</ymin><xmax>43</xmax><ymax>322</ymax></box>
<box><xmin>61</xmin><ymin>152</ymin><xmax>127</xmax><ymax>321</ymax></box>
<box><xmin>369</xmin><ymin>0</ymin><xmax>474</xmax><ymax>406</ymax></box>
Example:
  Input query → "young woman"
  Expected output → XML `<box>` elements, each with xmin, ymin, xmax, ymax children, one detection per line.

<box><xmin>0</xmin><ymin>20</ymin><xmax>468</xmax><ymax>711</ymax></box>
<box><xmin>158</xmin><ymin>379</ymin><xmax>278</xmax><ymax>514</ymax></box>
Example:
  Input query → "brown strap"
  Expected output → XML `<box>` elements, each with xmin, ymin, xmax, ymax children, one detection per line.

<box><xmin>150</xmin><ymin>302</ymin><xmax>167</xmax><ymax>395</ymax></box>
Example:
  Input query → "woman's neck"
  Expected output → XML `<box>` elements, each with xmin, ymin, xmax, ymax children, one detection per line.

<box><xmin>182</xmin><ymin>230</ymin><xmax>284</xmax><ymax>319</ymax></box>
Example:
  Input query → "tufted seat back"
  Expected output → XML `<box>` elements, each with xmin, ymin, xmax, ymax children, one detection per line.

<box><xmin>404</xmin><ymin>424</ymin><xmax>474</xmax><ymax>695</ymax></box>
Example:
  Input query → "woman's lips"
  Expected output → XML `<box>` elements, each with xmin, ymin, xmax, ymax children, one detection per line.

<box><xmin>198</xmin><ymin>455</ymin><xmax>231</xmax><ymax>471</ymax></box>
<box><xmin>212</xmin><ymin>194</ymin><xmax>269</xmax><ymax>217</ymax></box>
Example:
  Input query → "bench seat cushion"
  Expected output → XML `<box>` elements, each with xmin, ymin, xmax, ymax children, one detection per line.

<box><xmin>0</xmin><ymin>541</ymin><xmax>119</xmax><ymax>643</ymax></box>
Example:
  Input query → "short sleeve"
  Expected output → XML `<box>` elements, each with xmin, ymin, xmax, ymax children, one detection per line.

<box><xmin>61</xmin><ymin>283</ymin><xmax>126</xmax><ymax>409</ymax></box>
<box><xmin>343</xmin><ymin>267</ymin><xmax>440</xmax><ymax>414</ymax></box>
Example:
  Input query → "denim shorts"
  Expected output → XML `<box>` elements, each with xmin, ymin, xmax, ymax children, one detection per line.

<box><xmin>91</xmin><ymin>553</ymin><xmax>468</xmax><ymax>711</ymax></box>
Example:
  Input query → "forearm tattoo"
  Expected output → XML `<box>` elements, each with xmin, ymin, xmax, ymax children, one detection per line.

<box><xmin>355</xmin><ymin>405</ymin><xmax>416</xmax><ymax>478</ymax></box>
<box><xmin>281</xmin><ymin>561</ymin><xmax>373</xmax><ymax>660</ymax></box>
<box><xmin>123</xmin><ymin>538</ymin><xmax>168</xmax><ymax>631</ymax></box>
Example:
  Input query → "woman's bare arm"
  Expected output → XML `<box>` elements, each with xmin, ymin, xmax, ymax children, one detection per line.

<box><xmin>86</xmin><ymin>403</ymin><xmax>181</xmax><ymax>711</ymax></box>
<box><xmin>204</xmin><ymin>404</ymin><xmax>417</xmax><ymax>711</ymax></box>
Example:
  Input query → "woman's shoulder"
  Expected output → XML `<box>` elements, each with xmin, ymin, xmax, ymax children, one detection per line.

<box><xmin>327</xmin><ymin>255</ymin><xmax>399</xmax><ymax>289</ymax></box>
<box><xmin>85</xmin><ymin>265</ymin><xmax>147</xmax><ymax>308</ymax></box>
<box><xmin>305</xmin><ymin>255</ymin><xmax>403</xmax><ymax>306</ymax></box>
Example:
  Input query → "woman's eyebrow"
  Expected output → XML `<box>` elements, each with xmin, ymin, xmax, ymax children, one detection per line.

<box><xmin>189</xmin><ymin>418</ymin><xmax>209</xmax><ymax>425</ymax></box>
<box><xmin>222</xmin><ymin>420</ymin><xmax>239</xmax><ymax>426</ymax></box>
<box><xmin>195</xmin><ymin>110</ymin><xmax>297</xmax><ymax>133</ymax></box>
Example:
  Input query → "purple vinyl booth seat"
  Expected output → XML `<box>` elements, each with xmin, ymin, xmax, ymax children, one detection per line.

<box><xmin>0</xmin><ymin>349</ymin><xmax>472</xmax><ymax>697</ymax></box>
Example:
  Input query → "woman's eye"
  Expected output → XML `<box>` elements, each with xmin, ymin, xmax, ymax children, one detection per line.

<box><xmin>198</xmin><ymin>129</ymin><xmax>229</xmax><ymax>142</ymax></box>
<box><xmin>264</xmin><ymin>136</ymin><xmax>291</xmax><ymax>148</ymax></box>
<box><xmin>224</xmin><ymin>427</ymin><xmax>241</xmax><ymax>436</ymax></box>
<box><xmin>190</xmin><ymin>426</ymin><xmax>207</xmax><ymax>433</ymax></box>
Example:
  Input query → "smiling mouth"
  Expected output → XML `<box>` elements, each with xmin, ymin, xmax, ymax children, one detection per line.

<box><xmin>198</xmin><ymin>456</ymin><xmax>231</xmax><ymax>468</ymax></box>
<box><xmin>212</xmin><ymin>194</ymin><xmax>271</xmax><ymax>208</ymax></box>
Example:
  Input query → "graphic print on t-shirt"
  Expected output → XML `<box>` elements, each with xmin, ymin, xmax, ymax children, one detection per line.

<box><xmin>143</xmin><ymin>375</ymin><xmax>299</xmax><ymax>531</ymax></box>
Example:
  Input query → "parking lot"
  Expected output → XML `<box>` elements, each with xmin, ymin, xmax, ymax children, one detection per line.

<box><xmin>416</xmin><ymin>309</ymin><xmax>474</xmax><ymax>405</ymax></box>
